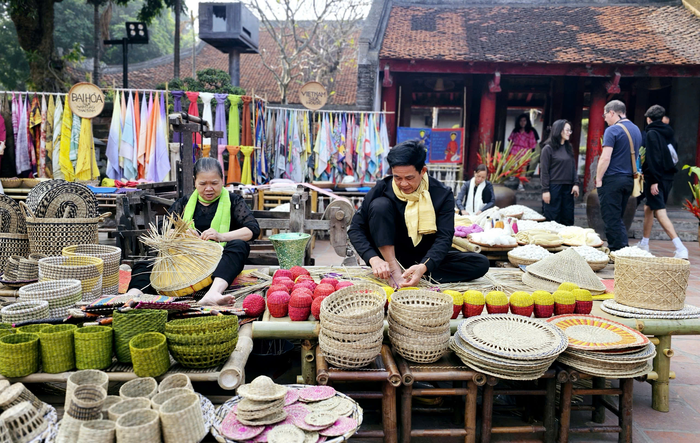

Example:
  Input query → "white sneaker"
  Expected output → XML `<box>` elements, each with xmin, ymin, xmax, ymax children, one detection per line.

<box><xmin>674</xmin><ymin>248</ymin><xmax>689</xmax><ymax>260</ymax></box>
<box><xmin>635</xmin><ymin>242</ymin><xmax>650</xmax><ymax>252</ymax></box>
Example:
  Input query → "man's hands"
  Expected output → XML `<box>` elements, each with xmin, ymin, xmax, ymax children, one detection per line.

<box><xmin>401</xmin><ymin>264</ymin><xmax>428</xmax><ymax>287</ymax></box>
<box><xmin>571</xmin><ymin>185</ymin><xmax>580</xmax><ymax>198</ymax></box>
<box><xmin>651</xmin><ymin>183</ymin><xmax>659</xmax><ymax>196</ymax></box>
<box><xmin>369</xmin><ymin>256</ymin><xmax>392</xmax><ymax>280</ymax></box>
<box><xmin>542</xmin><ymin>192</ymin><xmax>551</xmax><ymax>204</ymax></box>
<box><xmin>595</xmin><ymin>179</ymin><xmax>602</xmax><ymax>188</ymax></box>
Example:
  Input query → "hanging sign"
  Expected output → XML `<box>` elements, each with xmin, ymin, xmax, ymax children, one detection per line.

<box><xmin>67</xmin><ymin>82</ymin><xmax>105</xmax><ymax>119</ymax></box>
<box><xmin>299</xmin><ymin>81</ymin><xmax>328</xmax><ymax>110</ymax></box>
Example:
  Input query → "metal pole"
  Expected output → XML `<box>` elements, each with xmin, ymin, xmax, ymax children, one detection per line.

<box><xmin>229</xmin><ymin>49</ymin><xmax>241</xmax><ymax>86</ymax></box>
<box><xmin>174</xmin><ymin>0</ymin><xmax>181</xmax><ymax>79</ymax></box>
<box><xmin>123</xmin><ymin>38</ymin><xmax>129</xmax><ymax>89</ymax></box>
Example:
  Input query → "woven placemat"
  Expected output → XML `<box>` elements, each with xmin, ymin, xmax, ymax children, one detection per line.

<box><xmin>601</xmin><ymin>299</ymin><xmax>700</xmax><ymax>319</ymax></box>
<box><xmin>557</xmin><ymin>355</ymin><xmax>653</xmax><ymax>378</ymax></box>
<box><xmin>564</xmin><ymin>342</ymin><xmax>656</xmax><ymax>364</ymax></box>
<box><xmin>546</xmin><ymin>314</ymin><xmax>650</xmax><ymax>351</ymax></box>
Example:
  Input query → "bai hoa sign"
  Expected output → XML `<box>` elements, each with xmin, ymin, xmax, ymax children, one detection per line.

<box><xmin>67</xmin><ymin>83</ymin><xmax>105</xmax><ymax>119</ymax></box>
<box><xmin>299</xmin><ymin>82</ymin><xmax>328</xmax><ymax>110</ymax></box>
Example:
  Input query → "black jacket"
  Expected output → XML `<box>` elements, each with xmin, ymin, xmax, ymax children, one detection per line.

<box><xmin>455</xmin><ymin>180</ymin><xmax>495</xmax><ymax>212</ymax></box>
<box><xmin>642</xmin><ymin>121</ymin><xmax>678</xmax><ymax>184</ymax></box>
<box><xmin>348</xmin><ymin>175</ymin><xmax>455</xmax><ymax>274</ymax></box>
<box><xmin>167</xmin><ymin>191</ymin><xmax>261</xmax><ymax>239</ymax></box>
<box><xmin>540</xmin><ymin>142</ymin><xmax>579</xmax><ymax>192</ymax></box>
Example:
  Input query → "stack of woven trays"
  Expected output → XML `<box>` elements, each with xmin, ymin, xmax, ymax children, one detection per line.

<box><xmin>63</xmin><ymin>244</ymin><xmax>122</xmax><ymax>295</ymax></box>
<box><xmin>22</xmin><ymin>180</ymin><xmax>105</xmax><ymax>256</ymax></box>
<box><xmin>165</xmin><ymin>315</ymin><xmax>239</xmax><ymax>368</ymax></box>
<box><xmin>0</xmin><ymin>194</ymin><xmax>29</xmax><ymax>274</ymax></box>
<box><xmin>388</xmin><ymin>289</ymin><xmax>452</xmax><ymax>364</ymax></box>
<box><xmin>450</xmin><ymin>315</ymin><xmax>569</xmax><ymax>380</ymax></box>
<box><xmin>18</xmin><ymin>279</ymin><xmax>82</xmax><ymax>318</ymax></box>
<box><xmin>318</xmin><ymin>283</ymin><xmax>386</xmax><ymax>369</ymax></box>
<box><xmin>39</xmin><ymin>256</ymin><xmax>104</xmax><ymax>302</ymax></box>
<box><xmin>547</xmin><ymin>314</ymin><xmax>655</xmax><ymax>378</ymax></box>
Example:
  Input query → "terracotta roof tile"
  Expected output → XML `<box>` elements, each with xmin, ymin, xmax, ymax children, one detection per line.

<box><xmin>380</xmin><ymin>5</ymin><xmax>700</xmax><ymax>65</ymax></box>
<box><xmin>69</xmin><ymin>29</ymin><xmax>357</xmax><ymax>105</ymax></box>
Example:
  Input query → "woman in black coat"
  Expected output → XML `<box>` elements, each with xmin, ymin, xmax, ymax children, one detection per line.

<box><xmin>540</xmin><ymin>119</ymin><xmax>579</xmax><ymax>225</ymax></box>
<box><xmin>455</xmin><ymin>164</ymin><xmax>495</xmax><ymax>216</ymax></box>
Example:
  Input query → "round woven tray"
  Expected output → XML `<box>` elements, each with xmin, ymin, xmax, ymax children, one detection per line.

<box><xmin>459</xmin><ymin>315</ymin><xmax>569</xmax><ymax>361</ymax></box>
<box><xmin>28</xmin><ymin>181</ymin><xmax>99</xmax><ymax>219</ymax></box>
<box><xmin>557</xmin><ymin>355</ymin><xmax>653</xmax><ymax>378</ymax></box>
<box><xmin>564</xmin><ymin>342</ymin><xmax>656</xmax><ymax>364</ymax></box>
<box><xmin>546</xmin><ymin>314</ymin><xmax>650</xmax><ymax>351</ymax></box>
<box><xmin>600</xmin><ymin>299</ymin><xmax>700</xmax><ymax>319</ymax></box>
<box><xmin>450</xmin><ymin>335</ymin><xmax>554</xmax><ymax>371</ymax></box>
<box><xmin>506</xmin><ymin>252</ymin><xmax>542</xmax><ymax>267</ymax></box>
<box><xmin>0</xmin><ymin>194</ymin><xmax>26</xmax><ymax>234</ymax></box>
<box><xmin>587</xmin><ymin>259</ymin><xmax>609</xmax><ymax>272</ymax></box>
<box><xmin>0</xmin><ymin>178</ymin><xmax>22</xmax><ymax>189</ymax></box>
<box><xmin>517</xmin><ymin>240</ymin><xmax>564</xmax><ymax>249</ymax></box>
<box><xmin>211</xmin><ymin>385</ymin><xmax>362</xmax><ymax>443</ymax></box>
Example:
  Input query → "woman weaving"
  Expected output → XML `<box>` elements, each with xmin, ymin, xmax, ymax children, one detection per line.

<box><xmin>127</xmin><ymin>157</ymin><xmax>261</xmax><ymax>306</ymax></box>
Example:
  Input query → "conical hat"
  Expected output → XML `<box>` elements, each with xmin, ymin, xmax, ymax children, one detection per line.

<box><xmin>522</xmin><ymin>248</ymin><xmax>605</xmax><ymax>294</ymax></box>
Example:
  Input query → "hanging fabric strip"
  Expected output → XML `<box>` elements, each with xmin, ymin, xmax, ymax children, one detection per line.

<box><xmin>240</xmin><ymin>146</ymin><xmax>255</xmax><ymax>185</ymax></box>
<box><xmin>227</xmin><ymin>95</ymin><xmax>241</xmax><ymax>147</ymax></box>
<box><xmin>16</xmin><ymin>95</ymin><xmax>31</xmax><ymax>175</ymax></box>
<box><xmin>241</xmin><ymin>96</ymin><xmax>252</xmax><ymax>146</ymax></box>
<box><xmin>154</xmin><ymin>92</ymin><xmax>170</xmax><ymax>181</ymax></box>
<box><xmin>69</xmin><ymin>111</ymin><xmax>81</xmax><ymax>171</ymax></box>
<box><xmin>121</xmin><ymin>92</ymin><xmax>138</xmax><ymax>180</ymax></box>
<box><xmin>137</xmin><ymin>92</ymin><xmax>148</xmax><ymax>179</ymax></box>
<box><xmin>185</xmin><ymin>91</ymin><xmax>201</xmax><ymax>145</ymax></box>
<box><xmin>214</xmin><ymin>93</ymin><xmax>228</xmax><ymax>169</ymax></box>
<box><xmin>75</xmin><ymin>118</ymin><xmax>98</xmax><ymax>181</ymax></box>
<box><xmin>52</xmin><ymin>97</ymin><xmax>63</xmax><ymax>180</ymax></box>
<box><xmin>45</xmin><ymin>95</ymin><xmax>54</xmax><ymax>178</ymax></box>
<box><xmin>200</xmin><ymin>92</ymin><xmax>214</xmax><ymax>147</ymax></box>
<box><xmin>145</xmin><ymin>92</ymin><xmax>157</xmax><ymax>180</ymax></box>
<box><xmin>171</xmin><ymin>91</ymin><xmax>184</xmax><ymax>143</ymax></box>
<box><xmin>105</xmin><ymin>91</ymin><xmax>122</xmax><ymax>180</ymax></box>
<box><xmin>59</xmin><ymin>99</ymin><xmax>74</xmax><ymax>181</ymax></box>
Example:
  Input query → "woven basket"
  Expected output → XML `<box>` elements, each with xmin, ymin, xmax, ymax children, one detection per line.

<box><xmin>389</xmin><ymin>290</ymin><xmax>453</xmax><ymax>327</ymax></box>
<box><xmin>165</xmin><ymin>325</ymin><xmax>238</xmax><ymax>347</ymax></box>
<box><xmin>0</xmin><ymin>234</ymin><xmax>28</xmax><ymax>274</ymax></box>
<box><xmin>150</xmin><ymin>388</ymin><xmax>192</xmax><ymax>412</ymax></box>
<box><xmin>2</xmin><ymin>255</ymin><xmax>21</xmax><ymax>281</ymax></box>
<box><xmin>164</xmin><ymin>315</ymin><xmax>238</xmax><ymax>335</ymax></box>
<box><xmin>115</xmin><ymin>409</ymin><xmax>161</xmax><ymax>443</ymax></box>
<box><xmin>157</xmin><ymin>374</ymin><xmax>193</xmax><ymax>393</ymax></box>
<box><xmin>0</xmin><ymin>419</ymin><xmax>10</xmax><ymax>443</ymax></box>
<box><xmin>63</xmin><ymin>245</ymin><xmax>122</xmax><ymax>295</ymax></box>
<box><xmin>0</xmin><ymin>383</ymin><xmax>44</xmax><ymax>415</ymax></box>
<box><xmin>74</xmin><ymin>326</ymin><xmax>113</xmax><ymax>370</ymax></box>
<box><xmin>16</xmin><ymin>258</ymin><xmax>38</xmax><ymax>281</ymax></box>
<box><xmin>159</xmin><ymin>393</ymin><xmax>207</xmax><ymax>443</ymax></box>
<box><xmin>614</xmin><ymin>256</ymin><xmax>690</xmax><ymax>311</ymax></box>
<box><xmin>0</xmin><ymin>300</ymin><xmax>49</xmax><ymax>324</ymax></box>
<box><xmin>169</xmin><ymin>340</ymin><xmax>237</xmax><ymax>369</ymax></box>
<box><xmin>77</xmin><ymin>420</ymin><xmax>116</xmax><ymax>443</ymax></box>
<box><xmin>108</xmin><ymin>398</ymin><xmax>152</xmax><ymax>421</ymax></box>
<box><xmin>67</xmin><ymin>384</ymin><xmax>107</xmax><ymax>421</ymax></box>
<box><xmin>25</xmin><ymin>181</ymin><xmax>99</xmax><ymax>218</ymax></box>
<box><xmin>102</xmin><ymin>396</ymin><xmax>122</xmax><ymax>415</ymax></box>
<box><xmin>119</xmin><ymin>377</ymin><xmax>158</xmax><ymax>400</ymax></box>
<box><xmin>588</xmin><ymin>259</ymin><xmax>609</xmax><ymax>272</ymax></box>
<box><xmin>0</xmin><ymin>333</ymin><xmax>39</xmax><ymax>378</ymax></box>
<box><xmin>0</xmin><ymin>178</ymin><xmax>22</xmax><ymax>189</ymax></box>
<box><xmin>0</xmin><ymin>401</ymin><xmax>47</xmax><ymax>443</ymax></box>
<box><xmin>15</xmin><ymin>324</ymin><xmax>50</xmax><ymax>334</ymax></box>
<box><xmin>65</xmin><ymin>370</ymin><xmax>110</xmax><ymax>412</ymax></box>
<box><xmin>0</xmin><ymin>195</ymin><xmax>26</xmax><ymax>234</ymax></box>
<box><xmin>319</xmin><ymin>283</ymin><xmax>387</xmax><ymax>323</ymax></box>
<box><xmin>129</xmin><ymin>333</ymin><xmax>170</xmax><ymax>378</ymax></box>
<box><xmin>38</xmin><ymin>324</ymin><xmax>77</xmax><ymax>373</ymax></box>
<box><xmin>113</xmin><ymin>309</ymin><xmax>167</xmax><ymax>363</ymax></box>
<box><xmin>38</xmin><ymin>256</ymin><xmax>103</xmax><ymax>302</ymax></box>
<box><xmin>18</xmin><ymin>279</ymin><xmax>82</xmax><ymax>318</ymax></box>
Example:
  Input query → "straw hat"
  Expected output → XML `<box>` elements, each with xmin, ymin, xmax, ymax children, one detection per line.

<box><xmin>237</xmin><ymin>376</ymin><xmax>287</xmax><ymax>402</ymax></box>
<box><xmin>522</xmin><ymin>249</ymin><xmax>606</xmax><ymax>294</ymax></box>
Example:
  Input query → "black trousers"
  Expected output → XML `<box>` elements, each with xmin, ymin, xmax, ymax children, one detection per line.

<box><xmin>598</xmin><ymin>174</ymin><xmax>633</xmax><ymax>252</ymax></box>
<box><xmin>543</xmin><ymin>183</ymin><xmax>575</xmax><ymax>226</ymax></box>
<box><xmin>128</xmin><ymin>239</ymin><xmax>251</xmax><ymax>294</ymax></box>
<box><xmin>368</xmin><ymin>197</ymin><xmax>489</xmax><ymax>282</ymax></box>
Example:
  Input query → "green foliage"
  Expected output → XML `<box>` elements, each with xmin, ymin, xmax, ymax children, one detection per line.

<box><xmin>0</xmin><ymin>4</ymin><xmax>29</xmax><ymax>89</ymax></box>
<box><xmin>156</xmin><ymin>69</ymin><xmax>246</xmax><ymax>95</ymax></box>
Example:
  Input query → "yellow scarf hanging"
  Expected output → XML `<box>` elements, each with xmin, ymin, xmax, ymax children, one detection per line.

<box><xmin>392</xmin><ymin>173</ymin><xmax>437</xmax><ymax>246</ymax></box>
<box><xmin>75</xmin><ymin>118</ymin><xmax>99</xmax><ymax>181</ymax></box>
<box><xmin>240</xmin><ymin>146</ymin><xmax>255</xmax><ymax>185</ymax></box>
<box><xmin>59</xmin><ymin>101</ymin><xmax>75</xmax><ymax>181</ymax></box>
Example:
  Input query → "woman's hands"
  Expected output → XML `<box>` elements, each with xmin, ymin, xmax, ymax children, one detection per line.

<box><xmin>200</xmin><ymin>228</ymin><xmax>223</xmax><ymax>242</ymax></box>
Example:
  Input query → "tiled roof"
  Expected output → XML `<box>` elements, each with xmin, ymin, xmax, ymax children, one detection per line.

<box><xmin>70</xmin><ymin>29</ymin><xmax>357</xmax><ymax>105</ymax></box>
<box><xmin>380</xmin><ymin>5</ymin><xmax>700</xmax><ymax>65</ymax></box>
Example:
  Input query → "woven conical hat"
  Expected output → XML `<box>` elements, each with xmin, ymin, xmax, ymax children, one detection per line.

<box><xmin>523</xmin><ymin>248</ymin><xmax>605</xmax><ymax>294</ymax></box>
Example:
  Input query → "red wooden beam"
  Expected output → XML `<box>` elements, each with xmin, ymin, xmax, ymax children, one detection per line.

<box><xmin>380</xmin><ymin>59</ymin><xmax>700</xmax><ymax>78</ymax></box>
<box><xmin>584</xmin><ymin>83</ymin><xmax>607</xmax><ymax>193</ymax></box>
<box><xmin>382</xmin><ymin>78</ymin><xmax>399</xmax><ymax>146</ymax></box>
<box><xmin>478</xmin><ymin>84</ymin><xmax>498</xmax><ymax>154</ymax></box>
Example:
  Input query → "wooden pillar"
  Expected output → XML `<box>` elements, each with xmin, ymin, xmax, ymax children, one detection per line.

<box><xmin>467</xmin><ymin>78</ymin><xmax>483</xmax><ymax>174</ymax></box>
<box><xmin>462</xmin><ymin>76</ymin><xmax>473</xmax><ymax>178</ymax></box>
<box><xmin>383</xmin><ymin>77</ymin><xmax>399</xmax><ymax>146</ymax></box>
<box><xmin>583</xmin><ymin>81</ymin><xmax>607</xmax><ymax>193</ymax></box>
<box><xmin>571</xmin><ymin>78</ymin><xmax>585</xmax><ymax>162</ymax></box>
<box><xmin>696</xmin><ymin>109</ymin><xmax>700</xmax><ymax>170</ymax></box>
<box><xmin>494</xmin><ymin>90</ymin><xmax>508</xmax><ymax>146</ymax></box>
<box><xmin>400</xmin><ymin>79</ymin><xmax>413</xmax><ymax>128</ymax></box>
<box><xmin>478</xmin><ymin>82</ymin><xmax>498</xmax><ymax>152</ymax></box>
<box><xmin>550</xmin><ymin>77</ymin><xmax>565</xmax><ymax>126</ymax></box>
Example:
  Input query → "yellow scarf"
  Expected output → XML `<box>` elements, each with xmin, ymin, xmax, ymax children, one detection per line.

<box><xmin>392</xmin><ymin>173</ymin><xmax>436</xmax><ymax>246</ymax></box>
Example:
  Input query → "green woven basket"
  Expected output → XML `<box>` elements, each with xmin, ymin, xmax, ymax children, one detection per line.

<box><xmin>129</xmin><ymin>332</ymin><xmax>170</xmax><ymax>378</ymax></box>
<box><xmin>168</xmin><ymin>339</ymin><xmax>237</xmax><ymax>369</ymax></box>
<box><xmin>74</xmin><ymin>326</ymin><xmax>113</xmax><ymax>370</ymax></box>
<box><xmin>113</xmin><ymin>309</ymin><xmax>167</xmax><ymax>363</ymax></box>
<box><xmin>17</xmin><ymin>323</ymin><xmax>51</xmax><ymax>334</ymax></box>
<box><xmin>0</xmin><ymin>333</ymin><xmax>40</xmax><ymax>377</ymax></box>
<box><xmin>0</xmin><ymin>323</ymin><xmax>12</xmax><ymax>330</ymax></box>
<box><xmin>165</xmin><ymin>315</ymin><xmax>238</xmax><ymax>335</ymax></box>
<box><xmin>0</xmin><ymin>329</ymin><xmax>15</xmax><ymax>339</ymax></box>
<box><xmin>165</xmin><ymin>326</ymin><xmax>238</xmax><ymax>347</ymax></box>
<box><xmin>39</xmin><ymin>324</ymin><xmax>77</xmax><ymax>373</ymax></box>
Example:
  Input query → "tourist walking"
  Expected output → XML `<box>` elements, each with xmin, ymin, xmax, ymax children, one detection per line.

<box><xmin>540</xmin><ymin>119</ymin><xmax>579</xmax><ymax>225</ymax></box>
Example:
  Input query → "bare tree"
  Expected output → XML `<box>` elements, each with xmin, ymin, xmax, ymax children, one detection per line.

<box><xmin>244</xmin><ymin>0</ymin><xmax>367</xmax><ymax>104</ymax></box>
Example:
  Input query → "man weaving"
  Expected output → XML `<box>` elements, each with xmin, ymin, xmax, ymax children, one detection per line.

<box><xmin>348</xmin><ymin>140</ymin><xmax>489</xmax><ymax>288</ymax></box>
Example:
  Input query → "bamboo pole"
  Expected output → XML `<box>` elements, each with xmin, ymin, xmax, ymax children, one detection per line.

<box><xmin>218</xmin><ymin>323</ymin><xmax>253</xmax><ymax>390</ymax></box>
<box><xmin>252</xmin><ymin>320</ymin><xmax>319</xmax><ymax>339</ymax></box>
<box><xmin>301</xmin><ymin>340</ymin><xmax>316</xmax><ymax>385</ymax></box>
<box><xmin>652</xmin><ymin>334</ymin><xmax>672</xmax><ymax>412</ymax></box>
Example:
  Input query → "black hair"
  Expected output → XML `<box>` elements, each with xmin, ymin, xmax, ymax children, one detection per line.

<box><xmin>644</xmin><ymin>105</ymin><xmax>665</xmax><ymax>122</ymax></box>
<box><xmin>474</xmin><ymin>164</ymin><xmax>488</xmax><ymax>173</ymax></box>
<box><xmin>387</xmin><ymin>140</ymin><xmax>426</xmax><ymax>172</ymax></box>
<box><xmin>512</xmin><ymin>113</ymin><xmax>535</xmax><ymax>135</ymax></box>
<box><xmin>194</xmin><ymin>157</ymin><xmax>224</xmax><ymax>180</ymax></box>
<box><xmin>545</xmin><ymin>119</ymin><xmax>573</xmax><ymax>157</ymax></box>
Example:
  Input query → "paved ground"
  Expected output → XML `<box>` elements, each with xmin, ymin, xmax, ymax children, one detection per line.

<box><xmin>311</xmin><ymin>239</ymin><xmax>700</xmax><ymax>442</ymax></box>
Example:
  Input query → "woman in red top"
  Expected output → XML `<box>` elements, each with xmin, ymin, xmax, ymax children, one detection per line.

<box><xmin>508</xmin><ymin>113</ymin><xmax>539</xmax><ymax>158</ymax></box>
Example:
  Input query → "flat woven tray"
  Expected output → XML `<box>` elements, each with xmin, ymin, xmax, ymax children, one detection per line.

<box><xmin>546</xmin><ymin>314</ymin><xmax>650</xmax><ymax>351</ymax></box>
<box><xmin>564</xmin><ymin>342</ymin><xmax>656</xmax><ymax>364</ymax></box>
<box><xmin>600</xmin><ymin>299</ymin><xmax>700</xmax><ymax>319</ymax></box>
<box><xmin>457</xmin><ymin>315</ymin><xmax>568</xmax><ymax>361</ymax></box>
<box><xmin>557</xmin><ymin>355</ymin><xmax>653</xmax><ymax>378</ymax></box>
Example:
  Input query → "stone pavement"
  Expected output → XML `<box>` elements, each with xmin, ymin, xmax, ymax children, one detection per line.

<box><xmin>312</xmin><ymin>239</ymin><xmax>700</xmax><ymax>442</ymax></box>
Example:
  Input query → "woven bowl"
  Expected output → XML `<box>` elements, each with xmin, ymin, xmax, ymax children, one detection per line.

<box><xmin>319</xmin><ymin>283</ymin><xmax>387</xmax><ymax>324</ymax></box>
<box><xmin>19</xmin><ymin>279</ymin><xmax>82</xmax><ymax>318</ymax></box>
<box><xmin>164</xmin><ymin>315</ymin><xmax>238</xmax><ymax>336</ymax></box>
<box><xmin>0</xmin><ymin>300</ymin><xmax>49</xmax><ymax>324</ymax></box>
<box><xmin>129</xmin><ymin>332</ymin><xmax>170</xmax><ymax>378</ymax></box>
<box><xmin>387</xmin><ymin>306</ymin><xmax>451</xmax><ymax>333</ymax></box>
<box><xmin>157</xmin><ymin>374</ymin><xmax>193</xmax><ymax>393</ymax></box>
<box><xmin>150</xmin><ymin>388</ymin><xmax>192</xmax><ymax>412</ymax></box>
<box><xmin>119</xmin><ymin>377</ymin><xmax>158</xmax><ymax>400</ymax></box>
<box><xmin>588</xmin><ymin>259</ymin><xmax>609</xmax><ymax>272</ymax></box>
<box><xmin>67</xmin><ymin>384</ymin><xmax>107</xmax><ymax>421</ymax></box>
<box><xmin>115</xmin><ymin>408</ymin><xmax>161</xmax><ymax>443</ymax></box>
<box><xmin>108</xmin><ymin>397</ymin><xmax>152</xmax><ymax>421</ymax></box>
<box><xmin>0</xmin><ymin>178</ymin><xmax>22</xmax><ymax>189</ymax></box>
<box><xmin>389</xmin><ymin>289</ymin><xmax>453</xmax><ymax>320</ymax></box>
<box><xmin>62</xmin><ymin>244</ymin><xmax>122</xmax><ymax>295</ymax></box>
<box><xmin>507</xmin><ymin>252</ymin><xmax>542</xmax><ymax>267</ymax></box>
<box><xmin>169</xmin><ymin>340</ymin><xmax>236</xmax><ymax>369</ymax></box>
<box><xmin>0</xmin><ymin>382</ymin><xmax>45</xmax><ymax>415</ymax></box>
<box><xmin>0</xmin><ymin>401</ymin><xmax>47</xmax><ymax>443</ymax></box>
<box><xmin>65</xmin><ymin>369</ymin><xmax>110</xmax><ymax>412</ymax></box>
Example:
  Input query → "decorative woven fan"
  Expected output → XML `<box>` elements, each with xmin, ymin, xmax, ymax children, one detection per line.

<box><xmin>141</xmin><ymin>215</ymin><xmax>223</xmax><ymax>297</ymax></box>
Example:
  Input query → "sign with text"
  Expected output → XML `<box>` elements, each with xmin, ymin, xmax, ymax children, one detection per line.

<box><xmin>67</xmin><ymin>82</ymin><xmax>105</xmax><ymax>119</ymax></box>
<box><xmin>299</xmin><ymin>81</ymin><xmax>328</xmax><ymax>110</ymax></box>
